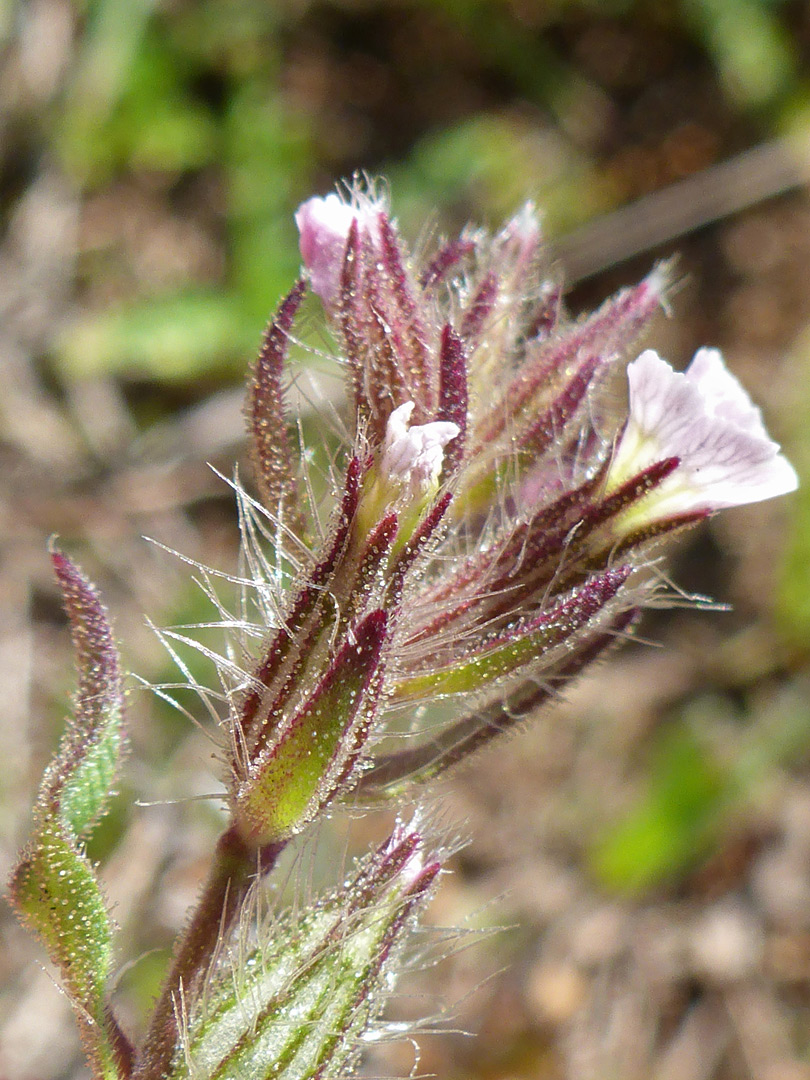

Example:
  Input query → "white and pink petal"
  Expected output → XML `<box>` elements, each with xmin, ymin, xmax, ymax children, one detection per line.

<box><xmin>381</xmin><ymin>401</ymin><xmax>460</xmax><ymax>498</ymax></box>
<box><xmin>295</xmin><ymin>191</ymin><xmax>384</xmax><ymax>307</ymax></box>
<box><xmin>610</xmin><ymin>347</ymin><xmax>798</xmax><ymax>519</ymax></box>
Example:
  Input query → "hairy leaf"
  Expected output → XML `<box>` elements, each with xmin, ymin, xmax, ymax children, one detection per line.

<box><xmin>9</xmin><ymin>550</ymin><xmax>126</xmax><ymax>1078</ymax></box>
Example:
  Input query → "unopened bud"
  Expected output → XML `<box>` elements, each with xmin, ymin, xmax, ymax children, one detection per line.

<box><xmin>295</xmin><ymin>192</ymin><xmax>383</xmax><ymax>308</ymax></box>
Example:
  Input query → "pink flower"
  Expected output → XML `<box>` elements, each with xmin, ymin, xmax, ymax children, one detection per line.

<box><xmin>610</xmin><ymin>347</ymin><xmax>798</xmax><ymax>519</ymax></box>
<box><xmin>295</xmin><ymin>191</ymin><xmax>383</xmax><ymax>307</ymax></box>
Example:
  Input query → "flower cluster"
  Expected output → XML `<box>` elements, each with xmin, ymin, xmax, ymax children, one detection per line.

<box><xmin>233</xmin><ymin>183</ymin><xmax>797</xmax><ymax>845</ymax></box>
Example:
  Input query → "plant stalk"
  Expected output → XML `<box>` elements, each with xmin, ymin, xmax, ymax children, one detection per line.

<box><xmin>134</xmin><ymin>823</ymin><xmax>284</xmax><ymax>1080</ymax></box>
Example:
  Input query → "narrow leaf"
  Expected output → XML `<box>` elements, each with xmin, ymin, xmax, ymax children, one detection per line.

<box><xmin>9</xmin><ymin>550</ymin><xmax>126</xmax><ymax>1078</ymax></box>
<box><xmin>11</xmin><ymin>825</ymin><xmax>116</xmax><ymax>1035</ymax></box>
<box><xmin>47</xmin><ymin>550</ymin><xmax>125</xmax><ymax>837</ymax></box>
<box><xmin>339</xmin><ymin>219</ymin><xmax>372</xmax><ymax>427</ymax></box>
<box><xmin>334</xmin><ymin>512</ymin><xmax>398</xmax><ymax>638</ymax></box>
<box><xmin>364</xmin><ymin>607</ymin><xmax>640</xmax><ymax>794</ymax></box>
<box><xmin>388</xmin><ymin>489</ymin><xmax>453</xmax><ymax>604</ymax></box>
<box><xmin>407</xmin><ymin>468</ymin><xmax>608</xmax><ymax>646</ymax></box>
<box><xmin>362</xmin><ymin>266</ymin><xmax>413</xmax><ymax>436</ymax></box>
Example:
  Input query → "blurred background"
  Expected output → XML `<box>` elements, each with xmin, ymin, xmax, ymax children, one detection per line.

<box><xmin>2</xmin><ymin>1</ymin><xmax>810</xmax><ymax>1077</ymax></box>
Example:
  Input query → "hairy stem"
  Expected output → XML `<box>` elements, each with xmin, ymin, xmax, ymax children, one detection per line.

<box><xmin>134</xmin><ymin>824</ymin><xmax>284</xmax><ymax>1080</ymax></box>
<box><xmin>105</xmin><ymin>1004</ymin><xmax>135</xmax><ymax>1079</ymax></box>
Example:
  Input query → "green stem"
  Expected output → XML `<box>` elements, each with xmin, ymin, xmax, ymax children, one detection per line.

<box><xmin>134</xmin><ymin>824</ymin><xmax>284</xmax><ymax>1080</ymax></box>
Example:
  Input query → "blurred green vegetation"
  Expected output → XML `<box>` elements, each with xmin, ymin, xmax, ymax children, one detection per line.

<box><xmin>591</xmin><ymin>689</ymin><xmax>810</xmax><ymax>894</ymax></box>
<box><xmin>4</xmin><ymin>0</ymin><xmax>798</xmax><ymax>384</ymax></box>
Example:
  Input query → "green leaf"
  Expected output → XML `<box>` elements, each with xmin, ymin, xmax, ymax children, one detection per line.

<box><xmin>12</xmin><ymin>824</ymin><xmax>116</xmax><ymax>1028</ymax></box>
<box><xmin>43</xmin><ymin>550</ymin><xmax>126</xmax><ymax>836</ymax></box>
<box><xmin>9</xmin><ymin>550</ymin><xmax>126</xmax><ymax>1078</ymax></box>
<box><xmin>55</xmin><ymin>291</ymin><xmax>257</xmax><ymax>381</ymax></box>
<box><xmin>589</xmin><ymin>722</ymin><xmax>729</xmax><ymax>895</ymax></box>
<box><xmin>169</xmin><ymin>824</ymin><xmax>439</xmax><ymax>1080</ymax></box>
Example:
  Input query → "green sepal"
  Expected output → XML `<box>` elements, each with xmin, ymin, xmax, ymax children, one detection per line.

<box><xmin>8</xmin><ymin>550</ymin><xmax>126</xmax><ymax>1079</ymax></box>
<box><xmin>392</xmin><ymin>566</ymin><xmax>631</xmax><ymax>702</ymax></box>
<box><xmin>168</xmin><ymin>824</ymin><xmax>439</xmax><ymax>1080</ymax></box>
<box><xmin>236</xmin><ymin>610</ymin><xmax>388</xmax><ymax>844</ymax></box>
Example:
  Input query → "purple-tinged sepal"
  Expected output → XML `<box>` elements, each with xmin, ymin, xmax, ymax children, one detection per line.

<box><xmin>236</xmin><ymin>455</ymin><xmax>366</xmax><ymax>756</ymax></box>
<box><xmin>392</xmin><ymin>566</ymin><xmax>632</xmax><ymax>703</ymax></box>
<box><xmin>419</xmin><ymin>236</ymin><xmax>474</xmax><ymax>290</ymax></box>
<box><xmin>297</xmin><ymin>186</ymin><xmax>441</xmax><ymax>442</ymax></box>
<box><xmin>246</xmin><ymin>281</ymin><xmax>307</xmax><ymax>536</ymax></box>
<box><xmin>473</xmin><ymin>263</ymin><xmax>668</xmax><ymax>450</ymax></box>
<box><xmin>234</xmin><ymin>610</ymin><xmax>389</xmax><ymax>844</ymax></box>
<box><xmin>437</xmin><ymin>324</ymin><xmax>468</xmax><ymax>476</ymax></box>
<box><xmin>516</xmin><ymin>354</ymin><xmax>602</xmax><ymax>460</ymax></box>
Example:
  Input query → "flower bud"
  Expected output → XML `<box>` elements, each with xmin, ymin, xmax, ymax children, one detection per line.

<box><xmin>172</xmin><ymin>819</ymin><xmax>440</xmax><ymax>1080</ymax></box>
<box><xmin>295</xmin><ymin>191</ymin><xmax>383</xmax><ymax>308</ymax></box>
<box><xmin>381</xmin><ymin>401</ymin><xmax>460</xmax><ymax>496</ymax></box>
<box><xmin>355</xmin><ymin>401</ymin><xmax>458</xmax><ymax>543</ymax></box>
